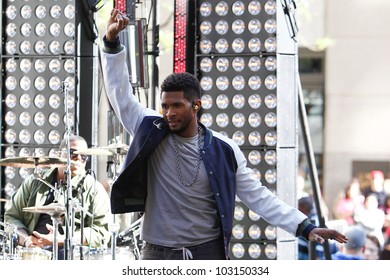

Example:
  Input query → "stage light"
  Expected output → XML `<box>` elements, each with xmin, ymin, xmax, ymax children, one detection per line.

<box><xmin>115</xmin><ymin>0</ymin><xmax>127</xmax><ymax>13</ymax></box>
<box><xmin>0</xmin><ymin>0</ymin><xmax>97</xmax><ymax>205</ymax></box>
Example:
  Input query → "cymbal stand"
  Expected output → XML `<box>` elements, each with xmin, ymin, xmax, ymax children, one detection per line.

<box><xmin>29</xmin><ymin>154</ymin><xmax>64</xmax><ymax>260</ymax></box>
<box><xmin>31</xmin><ymin>155</ymin><xmax>64</xmax><ymax>260</ymax></box>
<box><xmin>35</xmin><ymin>176</ymin><xmax>63</xmax><ymax>201</ymax></box>
<box><xmin>50</xmin><ymin>179</ymin><xmax>76</xmax><ymax>261</ymax></box>
<box><xmin>51</xmin><ymin>210</ymin><xmax>62</xmax><ymax>260</ymax></box>
<box><xmin>69</xmin><ymin>195</ymin><xmax>93</xmax><ymax>260</ymax></box>
<box><xmin>109</xmin><ymin>148</ymin><xmax>122</xmax><ymax>260</ymax></box>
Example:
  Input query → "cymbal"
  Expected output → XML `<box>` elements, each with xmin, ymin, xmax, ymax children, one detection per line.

<box><xmin>0</xmin><ymin>156</ymin><xmax>68</xmax><ymax>168</ymax></box>
<box><xmin>75</xmin><ymin>144</ymin><xmax>129</xmax><ymax>156</ymax></box>
<box><xmin>105</xmin><ymin>143</ymin><xmax>129</xmax><ymax>150</ymax></box>
<box><xmin>23</xmin><ymin>202</ymin><xmax>66</xmax><ymax>215</ymax></box>
<box><xmin>101</xmin><ymin>143</ymin><xmax>129</xmax><ymax>155</ymax></box>
<box><xmin>74</xmin><ymin>148</ymin><xmax>113</xmax><ymax>156</ymax></box>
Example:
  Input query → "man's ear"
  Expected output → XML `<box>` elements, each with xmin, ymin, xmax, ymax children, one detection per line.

<box><xmin>192</xmin><ymin>100</ymin><xmax>201</xmax><ymax>111</ymax></box>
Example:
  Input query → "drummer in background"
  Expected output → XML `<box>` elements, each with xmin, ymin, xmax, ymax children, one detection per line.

<box><xmin>4</xmin><ymin>135</ymin><xmax>111</xmax><ymax>259</ymax></box>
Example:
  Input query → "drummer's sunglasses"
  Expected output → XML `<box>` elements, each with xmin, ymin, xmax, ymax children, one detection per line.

<box><xmin>62</xmin><ymin>149</ymin><xmax>89</xmax><ymax>162</ymax></box>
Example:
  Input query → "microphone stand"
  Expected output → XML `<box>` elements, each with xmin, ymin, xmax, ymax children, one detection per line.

<box><xmin>69</xmin><ymin>188</ymin><xmax>93</xmax><ymax>260</ymax></box>
<box><xmin>51</xmin><ymin>209</ymin><xmax>62</xmax><ymax>260</ymax></box>
<box><xmin>50</xmin><ymin>181</ymin><xmax>62</xmax><ymax>261</ymax></box>
<box><xmin>76</xmin><ymin>174</ymin><xmax>87</xmax><ymax>260</ymax></box>
<box><xmin>62</xmin><ymin>80</ymin><xmax>74</xmax><ymax>260</ymax></box>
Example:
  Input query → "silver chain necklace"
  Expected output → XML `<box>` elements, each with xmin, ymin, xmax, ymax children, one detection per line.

<box><xmin>171</xmin><ymin>126</ymin><xmax>202</xmax><ymax>187</ymax></box>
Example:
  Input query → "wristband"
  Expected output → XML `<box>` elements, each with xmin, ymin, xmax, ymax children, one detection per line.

<box><xmin>296</xmin><ymin>218</ymin><xmax>317</xmax><ymax>240</ymax></box>
<box><xmin>102</xmin><ymin>35</ymin><xmax>123</xmax><ymax>53</ymax></box>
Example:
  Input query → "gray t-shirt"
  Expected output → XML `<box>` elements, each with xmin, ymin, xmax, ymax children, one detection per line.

<box><xmin>141</xmin><ymin>132</ymin><xmax>221</xmax><ymax>247</ymax></box>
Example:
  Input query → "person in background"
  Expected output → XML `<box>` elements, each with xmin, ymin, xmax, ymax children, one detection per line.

<box><xmin>298</xmin><ymin>196</ymin><xmax>339</xmax><ymax>259</ymax></box>
<box><xmin>354</xmin><ymin>193</ymin><xmax>385</xmax><ymax>247</ymax></box>
<box><xmin>101</xmin><ymin>9</ymin><xmax>348</xmax><ymax>260</ymax></box>
<box><xmin>4</xmin><ymin>135</ymin><xmax>111</xmax><ymax>259</ymax></box>
<box><xmin>383</xmin><ymin>195</ymin><xmax>390</xmax><ymax>244</ymax></box>
<box><xmin>333</xmin><ymin>179</ymin><xmax>364</xmax><ymax>225</ymax></box>
<box><xmin>379</xmin><ymin>239</ymin><xmax>390</xmax><ymax>259</ymax></box>
<box><xmin>364</xmin><ymin>234</ymin><xmax>380</xmax><ymax>260</ymax></box>
<box><xmin>363</xmin><ymin>170</ymin><xmax>387</xmax><ymax>211</ymax></box>
<box><xmin>332</xmin><ymin>225</ymin><xmax>366</xmax><ymax>260</ymax></box>
<box><xmin>298</xmin><ymin>196</ymin><xmax>322</xmax><ymax>259</ymax></box>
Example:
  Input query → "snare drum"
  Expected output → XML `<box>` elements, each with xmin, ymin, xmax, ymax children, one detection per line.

<box><xmin>19</xmin><ymin>248</ymin><xmax>52</xmax><ymax>260</ymax></box>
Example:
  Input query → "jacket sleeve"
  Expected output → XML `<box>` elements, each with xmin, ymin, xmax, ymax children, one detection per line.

<box><xmin>100</xmin><ymin>44</ymin><xmax>160</xmax><ymax>137</ymax></box>
<box><xmin>4</xmin><ymin>174</ymin><xmax>40</xmax><ymax>233</ymax></box>
<box><xmin>231</xmin><ymin>141</ymin><xmax>308</xmax><ymax>236</ymax></box>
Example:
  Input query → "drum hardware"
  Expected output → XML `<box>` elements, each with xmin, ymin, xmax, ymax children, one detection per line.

<box><xmin>23</xmin><ymin>202</ymin><xmax>66</xmax><ymax>260</ymax></box>
<box><xmin>74</xmin><ymin>143</ymin><xmax>129</xmax><ymax>157</ymax></box>
<box><xmin>68</xmin><ymin>194</ymin><xmax>94</xmax><ymax>259</ymax></box>
<box><xmin>0</xmin><ymin>221</ymin><xmax>21</xmax><ymax>259</ymax></box>
<box><xmin>0</xmin><ymin>156</ymin><xmax>68</xmax><ymax>204</ymax></box>
<box><xmin>72</xmin><ymin>245</ymin><xmax>134</xmax><ymax>260</ymax></box>
<box><xmin>89</xmin><ymin>141</ymin><xmax>129</xmax><ymax>260</ymax></box>
<box><xmin>0</xmin><ymin>154</ymin><xmax>65</xmax><ymax>199</ymax></box>
<box><xmin>74</xmin><ymin>142</ymin><xmax>130</xmax><ymax>257</ymax></box>
<box><xmin>26</xmin><ymin>166</ymin><xmax>65</xmax><ymax>260</ymax></box>
<box><xmin>117</xmin><ymin>217</ymin><xmax>142</xmax><ymax>259</ymax></box>
<box><xmin>74</xmin><ymin>148</ymin><xmax>114</xmax><ymax>156</ymax></box>
<box><xmin>106</xmin><ymin>143</ymin><xmax>130</xmax><ymax>260</ymax></box>
<box><xmin>0</xmin><ymin>222</ymin><xmax>7</xmax><ymax>259</ymax></box>
<box><xmin>34</xmin><ymin>176</ymin><xmax>64</xmax><ymax>202</ymax></box>
<box><xmin>103</xmin><ymin>143</ymin><xmax>129</xmax><ymax>155</ymax></box>
<box><xmin>22</xmin><ymin>199</ymin><xmax>92</xmax><ymax>261</ymax></box>
<box><xmin>23</xmin><ymin>202</ymin><xmax>67</xmax><ymax>216</ymax></box>
<box><xmin>74</xmin><ymin>140</ymin><xmax>133</xmax><ymax>260</ymax></box>
<box><xmin>62</xmin><ymin>79</ymin><xmax>78</xmax><ymax>260</ymax></box>
<box><xmin>19</xmin><ymin>247</ymin><xmax>52</xmax><ymax>260</ymax></box>
<box><xmin>68</xmin><ymin>198</ymin><xmax>93</xmax><ymax>218</ymax></box>
<box><xmin>0</xmin><ymin>156</ymin><xmax>68</xmax><ymax>169</ymax></box>
<box><xmin>1</xmin><ymin>221</ymin><xmax>29</xmax><ymax>240</ymax></box>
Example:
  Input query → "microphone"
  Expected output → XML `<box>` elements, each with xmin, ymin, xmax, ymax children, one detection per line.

<box><xmin>76</xmin><ymin>170</ymin><xmax>91</xmax><ymax>192</ymax></box>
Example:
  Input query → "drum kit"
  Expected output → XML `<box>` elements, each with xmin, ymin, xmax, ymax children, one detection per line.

<box><xmin>0</xmin><ymin>142</ymin><xmax>141</xmax><ymax>260</ymax></box>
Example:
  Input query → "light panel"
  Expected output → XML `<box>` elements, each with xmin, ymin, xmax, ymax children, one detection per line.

<box><xmin>174</xmin><ymin>0</ymin><xmax>189</xmax><ymax>73</ymax></box>
<box><xmin>195</xmin><ymin>0</ymin><xmax>279</xmax><ymax>260</ymax></box>
<box><xmin>1</xmin><ymin>0</ymin><xmax>77</xmax><ymax>201</ymax></box>
<box><xmin>114</xmin><ymin>0</ymin><xmax>127</xmax><ymax>13</ymax></box>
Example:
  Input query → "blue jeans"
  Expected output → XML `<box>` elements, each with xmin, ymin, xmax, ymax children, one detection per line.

<box><xmin>140</xmin><ymin>238</ymin><xmax>226</xmax><ymax>260</ymax></box>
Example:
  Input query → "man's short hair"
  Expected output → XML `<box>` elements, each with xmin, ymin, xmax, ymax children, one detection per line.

<box><xmin>59</xmin><ymin>135</ymin><xmax>87</xmax><ymax>150</ymax></box>
<box><xmin>344</xmin><ymin>225</ymin><xmax>366</xmax><ymax>250</ymax></box>
<box><xmin>160</xmin><ymin>72</ymin><xmax>201</xmax><ymax>102</ymax></box>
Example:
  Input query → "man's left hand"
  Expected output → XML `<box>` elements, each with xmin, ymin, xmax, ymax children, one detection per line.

<box><xmin>308</xmin><ymin>228</ymin><xmax>348</xmax><ymax>244</ymax></box>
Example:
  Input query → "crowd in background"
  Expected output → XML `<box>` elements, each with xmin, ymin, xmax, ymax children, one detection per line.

<box><xmin>298</xmin><ymin>169</ymin><xmax>390</xmax><ymax>260</ymax></box>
